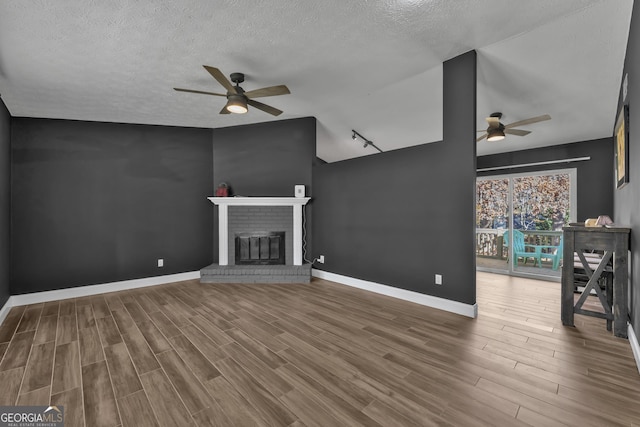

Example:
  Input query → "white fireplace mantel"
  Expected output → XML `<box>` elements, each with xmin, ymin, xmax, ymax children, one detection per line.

<box><xmin>208</xmin><ymin>197</ymin><xmax>311</xmax><ymax>266</ymax></box>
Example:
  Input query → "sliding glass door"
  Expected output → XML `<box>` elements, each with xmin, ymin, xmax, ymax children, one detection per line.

<box><xmin>476</xmin><ymin>169</ymin><xmax>576</xmax><ymax>279</ymax></box>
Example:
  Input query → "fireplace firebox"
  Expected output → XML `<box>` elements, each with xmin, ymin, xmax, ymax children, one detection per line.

<box><xmin>234</xmin><ymin>232</ymin><xmax>285</xmax><ymax>265</ymax></box>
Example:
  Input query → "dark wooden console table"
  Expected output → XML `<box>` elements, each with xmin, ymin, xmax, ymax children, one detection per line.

<box><xmin>561</xmin><ymin>225</ymin><xmax>630</xmax><ymax>338</ymax></box>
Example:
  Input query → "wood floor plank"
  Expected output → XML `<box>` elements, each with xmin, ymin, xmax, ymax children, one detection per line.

<box><xmin>81</xmin><ymin>361</ymin><xmax>120</xmax><ymax>427</ymax></box>
<box><xmin>279</xmin><ymin>388</ymin><xmax>341</xmax><ymax>427</ymax></box>
<box><xmin>78</xmin><ymin>326</ymin><xmax>105</xmax><ymax>366</ymax></box>
<box><xmin>225</xmin><ymin>327</ymin><xmax>287</xmax><ymax>369</ymax></box>
<box><xmin>104</xmin><ymin>342</ymin><xmax>143</xmax><ymax>398</ymax></box>
<box><xmin>96</xmin><ymin>316</ymin><xmax>122</xmax><ymax>347</ymax></box>
<box><xmin>124</xmin><ymin>301</ymin><xmax>150</xmax><ymax>324</ymax></box>
<box><xmin>148</xmin><ymin>311</ymin><xmax>181</xmax><ymax>338</ymax></box>
<box><xmin>22</xmin><ymin>341</ymin><xmax>55</xmax><ymax>393</ymax></box>
<box><xmin>56</xmin><ymin>315</ymin><xmax>78</xmax><ymax>345</ymax></box>
<box><xmin>140</xmin><ymin>369</ymin><xmax>193</xmax><ymax>427</ymax></box>
<box><xmin>117</xmin><ymin>389</ymin><xmax>160</xmax><ymax>427</ymax></box>
<box><xmin>0</xmin><ymin>330</ymin><xmax>36</xmax><ymax>371</ymax></box>
<box><xmin>136</xmin><ymin>320</ymin><xmax>172</xmax><ymax>354</ymax></box>
<box><xmin>121</xmin><ymin>328</ymin><xmax>160</xmax><ymax>374</ymax></box>
<box><xmin>104</xmin><ymin>293</ymin><xmax>126</xmax><ymax>312</ymax></box>
<box><xmin>91</xmin><ymin>297</ymin><xmax>111</xmax><ymax>319</ymax></box>
<box><xmin>191</xmin><ymin>403</ymin><xmax>234</xmax><ymax>427</ymax></box>
<box><xmin>214</xmin><ymin>356</ymin><xmax>297</xmax><ymax>426</ymax></box>
<box><xmin>52</xmin><ymin>341</ymin><xmax>81</xmax><ymax>394</ymax></box>
<box><xmin>34</xmin><ymin>314</ymin><xmax>59</xmax><ymax>344</ymax></box>
<box><xmin>188</xmin><ymin>315</ymin><xmax>233</xmax><ymax>346</ymax></box>
<box><xmin>112</xmin><ymin>309</ymin><xmax>138</xmax><ymax>336</ymax></box>
<box><xmin>168</xmin><ymin>334</ymin><xmax>220</xmax><ymax>381</ymax></box>
<box><xmin>51</xmin><ymin>387</ymin><xmax>84</xmax><ymax>427</ymax></box>
<box><xmin>76</xmin><ymin>304</ymin><xmax>96</xmax><ymax>330</ymax></box>
<box><xmin>203</xmin><ymin>376</ymin><xmax>268</xmax><ymax>427</ymax></box>
<box><xmin>221</xmin><ymin>341</ymin><xmax>293</xmax><ymax>396</ymax></box>
<box><xmin>58</xmin><ymin>299</ymin><xmax>76</xmax><ymax>317</ymax></box>
<box><xmin>0</xmin><ymin>342</ymin><xmax>7</xmax><ymax>361</ymax></box>
<box><xmin>0</xmin><ymin>306</ymin><xmax>26</xmax><ymax>343</ymax></box>
<box><xmin>17</xmin><ymin>385</ymin><xmax>51</xmax><ymax>406</ymax></box>
<box><xmin>41</xmin><ymin>301</ymin><xmax>60</xmax><ymax>317</ymax></box>
<box><xmin>0</xmin><ymin>367</ymin><xmax>25</xmax><ymax>405</ymax></box>
<box><xmin>179</xmin><ymin>324</ymin><xmax>226</xmax><ymax>362</ymax></box>
<box><xmin>156</xmin><ymin>350</ymin><xmax>211</xmax><ymax>414</ymax></box>
<box><xmin>276</xmin><ymin>362</ymin><xmax>381</xmax><ymax>427</ymax></box>
<box><xmin>16</xmin><ymin>306</ymin><xmax>43</xmax><ymax>333</ymax></box>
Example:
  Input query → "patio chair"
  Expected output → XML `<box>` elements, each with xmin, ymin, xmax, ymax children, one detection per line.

<box><xmin>512</xmin><ymin>229</ymin><xmax>542</xmax><ymax>267</ymax></box>
<box><xmin>540</xmin><ymin>236</ymin><xmax>563</xmax><ymax>270</ymax></box>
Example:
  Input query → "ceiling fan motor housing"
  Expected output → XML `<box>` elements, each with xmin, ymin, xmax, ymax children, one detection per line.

<box><xmin>230</xmin><ymin>72</ymin><xmax>245</xmax><ymax>84</ymax></box>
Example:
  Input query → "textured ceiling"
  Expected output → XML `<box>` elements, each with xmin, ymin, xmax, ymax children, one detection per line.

<box><xmin>0</xmin><ymin>0</ymin><xmax>633</xmax><ymax>162</ymax></box>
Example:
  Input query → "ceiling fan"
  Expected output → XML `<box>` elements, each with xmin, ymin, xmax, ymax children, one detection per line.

<box><xmin>476</xmin><ymin>112</ymin><xmax>551</xmax><ymax>142</ymax></box>
<box><xmin>174</xmin><ymin>66</ymin><xmax>290</xmax><ymax>116</ymax></box>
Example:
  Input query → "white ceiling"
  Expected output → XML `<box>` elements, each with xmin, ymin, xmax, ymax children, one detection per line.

<box><xmin>0</xmin><ymin>0</ymin><xmax>633</xmax><ymax>162</ymax></box>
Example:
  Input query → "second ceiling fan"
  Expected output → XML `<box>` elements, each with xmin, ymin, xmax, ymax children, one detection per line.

<box><xmin>174</xmin><ymin>66</ymin><xmax>290</xmax><ymax>116</ymax></box>
<box><xmin>476</xmin><ymin>112</ymin><xmax>551</xmax><ymax>142</ymax></box>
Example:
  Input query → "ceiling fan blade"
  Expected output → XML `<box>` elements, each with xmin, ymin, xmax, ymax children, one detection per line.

<box><xmin>486</xmin><ymin>116</ymin><xmax>501</xmax><ymax>128</ymax></box>
<box><xmin>504</xmin><ymin>128</ymin><xmax>531</xmax><ymax>137</ymax></box>
<box><xmin>174</xmin><ymin>88</ymin><xmax>226</xmax><ymax>96</ymax></box>
<box><xmin>203</xmin><ymin>66</ymin><xmax>237</xmax><ymax>95</ymax></box>
<box><xmin>505</xmin><ymin>114</ymin><xmax>551</xmax><ymax>129</ymax></box>
<box><xmin>247</xmin><ymin>99</ymin><xmax>283</xmax><ymax>116</ymax></box>
<box><xmin>244</xmin><ymin>85</ymin><xmax>291</xmax><ymax>98</ymax></box>
<box><xmin>219</xmin><ymin>106</ymin><xmax>231</xmax><ymax>114</ymax></box>
<box><xmin>476</xmin><ymin>133</ymin><xmax>488</xmax><ymax>142</ymax></box>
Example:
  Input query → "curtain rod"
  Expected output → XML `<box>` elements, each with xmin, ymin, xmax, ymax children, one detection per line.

<box><xmin>476</xmin><ymin>156</ymin><xmax>591</xmax><ymax>173</ymax></box>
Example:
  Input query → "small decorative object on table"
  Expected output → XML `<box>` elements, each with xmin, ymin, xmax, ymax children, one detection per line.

<box><xmin>215</xmin><ymin>182</ymin><xmax>229</xmax><ymax>197</ymax></box>
<box><xmin>596</xmin><ymin>215</ymin><xmax>613</xmax><ymax>226</ymax></box>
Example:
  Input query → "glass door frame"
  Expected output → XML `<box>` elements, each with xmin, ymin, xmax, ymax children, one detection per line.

<box><xmin>476</xmin><ymin>167</ymin><xmax>577</xmax><ymax>280</ymax></box>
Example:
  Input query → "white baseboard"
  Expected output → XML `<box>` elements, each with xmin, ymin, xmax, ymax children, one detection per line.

<box><xmin>312</xmin><ymin>269</ymin><xmax>478</xmax><ymax>318</ymax></box>
<box><xmin>7</xmin><ymin>271</ymin><xmax>200</xmax><ymax>308</ymax></box>
<box><xmin>629</xmin><ymin>323</ymin><xmax>640</xmax><ymax>375</ymax></box>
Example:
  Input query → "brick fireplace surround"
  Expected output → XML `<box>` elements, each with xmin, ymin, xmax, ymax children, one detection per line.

<box><xmin>200</xmin><ymin>197</ymin><xmax>312</xmax><ymax>284</ymax></box>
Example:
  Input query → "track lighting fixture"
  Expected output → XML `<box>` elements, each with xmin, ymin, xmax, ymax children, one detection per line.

<box><xmin>351</xmin><ymin>129</ymin><xmax>383</xmax><ymax>153</ymax></box>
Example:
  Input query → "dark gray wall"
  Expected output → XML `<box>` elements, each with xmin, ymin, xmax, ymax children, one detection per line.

<box><xmin>478</xmin><ymin>138</ymin><xmax>613</xmax><ymax>221</ymax></box>
<box><xmin>212</xmin><ymin>117</ymin><xmax>316</xmax><ymax>262</ymax></box>
<box><xmin>0</xmin><ymin>99</ymin><xmax>10</xmax><ymax>308</ymax></box>
<box><xmin>11</xmin><ymin>118</ymin><xmax>213</xmax><ymax>294</ymax></box>
<box><xmin>614</xmin><ymin>0</ymin><xmax>639</xmax><ymax>345</ymax></box>
<box><xmin>312</xmin><ymin>51</ymin><xmax>477</xmax><ymax>304</ymax></box>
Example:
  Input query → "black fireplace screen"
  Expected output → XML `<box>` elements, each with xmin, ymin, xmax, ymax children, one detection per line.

<box><xmin>234</xmin><ymin>232</ymin><xmax>285</xmax><ymax>265</ymax></box>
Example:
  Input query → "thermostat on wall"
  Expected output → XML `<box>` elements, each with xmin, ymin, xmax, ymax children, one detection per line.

<box><xmin>295</xmin><ymin>185</ymin><xmax>305</xmax><ymax>198</ymax></box>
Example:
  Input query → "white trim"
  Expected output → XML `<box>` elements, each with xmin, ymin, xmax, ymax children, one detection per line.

<box><xmin>8</xmin><ymin>271</ymin><xmax>200</xmax><ymax>307</ymax></box>
<box><xmin>218</xmin><ymin>204</ymin><xmax>229</xmax><ymax>266</ymax></box>
<box><xmin>476</xmin><ymin>156</ymin><xmax>590</xmax><ymax>172</ymax></box>
<box><xmin>629</xmin><ymin>323</ymin><xmax>640</xmax><ymax>375</ymax></box>
<box><xmin>312</xmin><ymin>269</ymin><xmax>478</xmax><ymax>318</ymax></box>
<box><xmin>208</xmin><ymin>197</ymin><xmax>311</xmax><ymax>206</ymax></box>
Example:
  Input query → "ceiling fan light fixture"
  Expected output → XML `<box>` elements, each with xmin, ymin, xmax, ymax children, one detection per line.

<box><xmin>487</xmin><ymin>128</ymin><xmax>505</xmax><ymax>142</ymax></box>
<box><xmin>225</xmin><ymin>94</ymin><xmax>248</xmax><ymax>114</ymax></box>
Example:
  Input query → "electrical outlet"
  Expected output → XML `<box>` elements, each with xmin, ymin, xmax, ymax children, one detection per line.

<box><xmin>318</xmin><ymin>255</ymin><xmax>325</xmax><ymax>264</ymax></box>
<box><xmin>158</xmin><ymin>259</ymin><xmax>164</xmax><ymax>268</ymax></box>
<box><xmin>435</xmin><ymin>274</ymin><xmax>442</xmax><ymax>285</ymax></box>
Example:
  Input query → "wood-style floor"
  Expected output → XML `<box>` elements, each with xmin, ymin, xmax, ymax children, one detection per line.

<box><xmin>0</xmin><ymin>272</ymin><xmax>639</xmax><ymax>426</ymax></box>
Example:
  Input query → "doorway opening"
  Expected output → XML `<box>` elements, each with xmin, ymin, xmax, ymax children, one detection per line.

<box><xmin>476</xmin><ymin>168</ymin><xmax>576</xmax><ymax>280</ymax></box>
